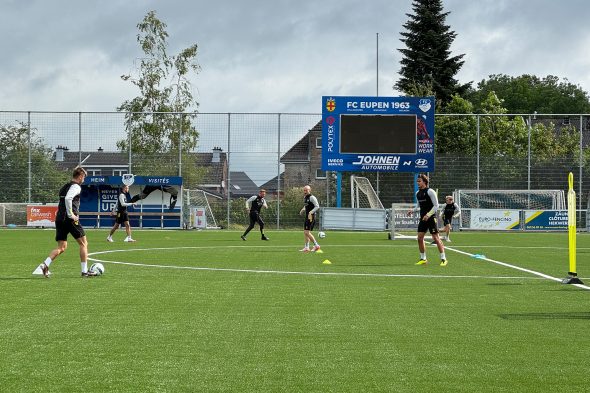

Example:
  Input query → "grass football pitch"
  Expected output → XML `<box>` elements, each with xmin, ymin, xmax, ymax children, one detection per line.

<box><xmin>1</xmin><ymin>228</ymin><xmax>589</xmax><ymax>392</ymax></box>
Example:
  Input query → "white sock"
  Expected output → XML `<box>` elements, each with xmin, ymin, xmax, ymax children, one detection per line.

<box><xmin>420</xmin><ymin>253</ymin><xmax>426</xmax><ymax>260</ymax></box>
<box><xmin>440</xmin><ymin>253</ymin><xmax>446</xmax><ymax>260</ymax></box>
<box><xmin>81</xmin><ymin>261</ymin><xmax>88</xmax><ymax>273</ymax></box>
<box><xmin>305</xmin><ymin>242</ymin><xmax>309</xmax><ymax>248</ymax></box>
<box><xmin>44</xmin><ymin>257</ymin><xmax>52</xmax><ymax>267</ymax></box>
<box><xmin>314</xmin><ymin>241</ymin><xmax>319</xmax><ymax>246</ymax></box>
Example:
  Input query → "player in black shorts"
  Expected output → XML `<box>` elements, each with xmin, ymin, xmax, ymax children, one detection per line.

<box><xmin>439</xmin><ymin>195</ymin><xmax>460</xmax><ymax>242</ymax></box>
<box><xmin>241</xmin><ymin>189</ymin><xmax>269</xmax><ymax>241</ymax></box>
<box><xmin>299</xmin><ymin>185</ymin><xmax>321</xmax><ymax>252</ymax></box>
<box><xmin>107</xmin><ymin>184</ymin><xmax>137</xmax><ymax>243</ymax></box>
<box><xmin>36</xmin><ymin>167</ymin><xmax>98</xmax><ymax>277</ymax></box>
<box><xmin>408</xmin><ymin>174</ymin><xmax>447</xmax><ymax>266</ymax></box>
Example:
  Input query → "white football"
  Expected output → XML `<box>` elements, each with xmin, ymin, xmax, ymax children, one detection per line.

<box><xmin>318</xmin><ymin>231</ymin><xmax>326</xmax><ymax>238</ymax></box>
<box><xmin>89</xmin><ymin>263</ymin><xmax>105</xmax><ymax>275</ymax></box>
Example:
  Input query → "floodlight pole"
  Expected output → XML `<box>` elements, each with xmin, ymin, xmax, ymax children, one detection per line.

<box><xmin>375</xmin><ymin>32</ymin><xmax>380</xmax><ymax>196</ymax></box>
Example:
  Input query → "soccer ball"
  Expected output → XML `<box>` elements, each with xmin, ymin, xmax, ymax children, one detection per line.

<box><xmin>89</xmin><ymin>263</ymin><xmax>105</xmax><ymax>275</ymax></box>
<box><xmin>318</xmin><ymin>231</ymin><xmax>326</xmax><ymax>239</ymax></box>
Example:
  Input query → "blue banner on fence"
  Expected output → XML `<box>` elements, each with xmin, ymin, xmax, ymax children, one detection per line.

<box><xmin>524</xmin><ymin>210</ymin><xmax>568</xmax><ymax>230</ymax></box>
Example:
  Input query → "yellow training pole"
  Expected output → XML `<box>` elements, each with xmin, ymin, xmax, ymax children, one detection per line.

<box><xmin>563</xmin><ymin>172</ymin><xmax>583</xmax><ymax>284</ymax></box>
<box><xmin>568</xmin><ymin>172</ymin><xmax>576</xmax><ymax>276</ymax></box>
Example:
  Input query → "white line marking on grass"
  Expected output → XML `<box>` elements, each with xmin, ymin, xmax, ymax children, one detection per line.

<box><xmin>445</xmin><ymin>246</ymin><xmax>590</xmax><ymax>291</ymax></box>
<box><xmin>88</xmin><ymin>247</ymin><xmax>541</xmax><ymax>281</ymax></box>
<box><xmin>87</xmin><ymin>257</ymin><xmax>544</xmax><ymax>280</ymax></box>
<box><xmin>88</xmin><ymin>245</ymin><xmax>590</xmax><ymax>289</ymax></box>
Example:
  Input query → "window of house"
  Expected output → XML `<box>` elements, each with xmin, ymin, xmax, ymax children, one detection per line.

<box><xmin>315</xmin><ymin>168</ymin><xmax>326</xmax><ymax>179</ymax></box>
<box><xmin>112</xmin><ymin>169</ymin><xmax>126</xmax><ymax>176</ymax></box>
<box><xmin>315</xmin><ymin>137</ymin><xmax>322</xmax><ymax>148</ymax></box>
<box><xmin>563</xmin><ymin>117</ymin><xmax>570</xmax><ymax>125</ymax></box>
<box><xmin>89</xmin><ymin>169</ymin><xmax>101</xmax><ymax>176</ymax></box>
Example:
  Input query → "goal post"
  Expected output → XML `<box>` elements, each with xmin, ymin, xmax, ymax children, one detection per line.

<box><xmin>456</xmin><ymin>189</ymin><xmax>565</xmax><ymax>210</ymax></box>
<box><xmin>350</xmin><ymin>176</ymin><xmax>384</xmax><ymax>209</ymax></box>
<box><xmin>182</xmin><ymin>189</ymin><xmax>220</xmax><ymax>229</ymax></box>
<box><xmin>0</xmin><ymin>203</ymin><xmax>29</xmax><ymax>227</ymax></box>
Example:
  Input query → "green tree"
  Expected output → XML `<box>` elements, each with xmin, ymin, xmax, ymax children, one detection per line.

<box><xmin>0</xmin><ymin>123</ymin><xmax>69</xmax><ymax>203</ymax></box>
<box><xmin>395</xmin><ymin>0</ymin><xmax>469</xmax><ymax>104</ymax></box>
<box><xmin>436</xmin><ymin>94</ymin><xmax>477</xmax><ymax>154</ymax></box>
<box><xmin>117</xmin><ymin>10</ymin><xmax>204</xmax><ymax>187</ymax></box>
<box><xmin>467</xmin><ymin>74</ymin><xmax>590</xmax><ymax>114</ymax></box>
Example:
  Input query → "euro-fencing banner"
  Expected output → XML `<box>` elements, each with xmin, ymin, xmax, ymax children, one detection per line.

<box><xmin>322</xmin><ymin>96</ymin><xmax>435</xmax><ymax>172</ymax></box>
<box><xmin>524</xmin><ymin>210</ymin><xmax>568</xmax><ymax>230</ymax></box>
<box><xmin>470</xmin><ymin>209</ymin><xmax>520</xmax><ymax>230</ymax></box>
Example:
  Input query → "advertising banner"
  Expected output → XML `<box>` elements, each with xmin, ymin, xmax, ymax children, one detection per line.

<box><xmin>470</xmin><ymin>209</ymin><xmax>520</xmax><ymax>230</ymax></box>
<box><xmin>27</xmin><ymin>205</ymin><xmax>57</xmax><ymax>227</ymax></box>
<box><xmin>191</xmin><ymin>207</ymin><xmax>207</xmax><ymax>229</ymax></box>
<box><xmin>524</xmin><ymin>210</ymin><xmax>568</xmax><ymax>230</ymax></box>
<box><xmin>322</xmin><ymin>96</ymin><xmax>435</xmax><ymax>172</ymax></box>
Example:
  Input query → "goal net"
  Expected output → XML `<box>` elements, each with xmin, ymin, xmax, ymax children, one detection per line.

<box><xmin>456</xmin><ymin>190</ymin><xmax>566</xmax><ymax>210</ymax></box>
<box><xmin>182</xmin><ymin>189</ymin><xmax>220</xmax><ymax>229</ymax></box>
<box><xmin>0</xmin><ymin>203</ymin><xmax>29</xmax><ymax>226</ymax></box>
<box><xmin>389</xmin><ymin>203</ymin><xmax>420</xmax><ymax>240</ymax></box>
<box><xmin>351</xmin><ymin>176</ymin><xmax>384</xmax><ymax>209</ymax></box>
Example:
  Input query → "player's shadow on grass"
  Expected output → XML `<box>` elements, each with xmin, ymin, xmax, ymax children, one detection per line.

<box><xmin>498</xmin><ymin>312</ymin><xmax>590</xmax><ymax>320</ymax></box>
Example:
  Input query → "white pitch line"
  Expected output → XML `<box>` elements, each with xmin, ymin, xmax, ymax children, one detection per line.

<box><xmin>87</xmin><ymin>257</ymin><xmax>543</xmax><ymax>280</ymax></box>
<box><xmin>445</xmin><ymin>246</ymin><xmax>590</xmax><ymax>291</ymax></box>
<box><xmin>88</xmin><ymin>245</ymin><xmax>590</xmax><ymax>289</ymax></box>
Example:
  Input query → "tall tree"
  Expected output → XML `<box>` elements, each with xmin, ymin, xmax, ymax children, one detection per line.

<box><xmin>118</xmin><ymin>11</ymin><xmax>204</xmax><ymax>185</ymax></box>
<box><xmin>0</xmin><ymin>123</ymin><xmax>68</xmax><ymax>203</ymax></box>
<box><xmin>395</xmin><ymin>0</ymin><xmax>468</xmax><ymax>105</ymax></box>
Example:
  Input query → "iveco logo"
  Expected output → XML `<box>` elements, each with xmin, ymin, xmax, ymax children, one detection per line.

<box><xmin>415</xmin><ymin>159</ymin><xmax>428</xmax><ymax>166</ymax></box>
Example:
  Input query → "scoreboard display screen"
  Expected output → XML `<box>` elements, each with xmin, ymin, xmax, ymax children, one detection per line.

<box><xmin>339</xmin><ymin>114</ymin><xmax>417</xmax><ymax>154</ymax></box>
<box><xmin>322</xmin><ymin>96</ymin><xmax>435</xmax><ymax>172</ymax></box>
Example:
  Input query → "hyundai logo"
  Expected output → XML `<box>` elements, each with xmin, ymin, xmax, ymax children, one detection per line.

<box><xmin>415</xmin><ymin>158</ymin><xmax>428</xmax><ymax>166</ymax></box>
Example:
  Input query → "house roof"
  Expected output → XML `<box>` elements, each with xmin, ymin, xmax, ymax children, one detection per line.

<box><xmin>259</xmin><ymin>172</ymin><xmax>285</xmax><ymax>192</ymax></box>
<box><xmin>280</xmin><ymin>121</ymin><xmax>321</xmax><ymax>163</ymax></box>
<box><xmin>228</xmin><ymin>171</ymin><xmax>259</xmax><ymax>197</ymax></box>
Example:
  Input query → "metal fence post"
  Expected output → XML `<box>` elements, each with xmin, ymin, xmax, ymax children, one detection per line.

<box><xmin>580</xmin><ymin>115</ymin><xmax>584</xmax><ymax>215</ymax></box>
<box><xmin>226</xmin><ymin>113</ymin><xmax>231</xmax><ymax>227</ymax></box>
<box><xmin>178</xmin><ymin>113</ymin><xmax>183</xmax><ymax>177</ymax></box>
<box><xmin>78</xmin><ymin>112</ymin><xmax>82</xmax><ymax>165</ymax></box>
<box><xmin>27</xmin><ymin>111</ymin><xmax>31</xmax><ymax>203</ymax></box>
<box><xmin>476</xmin><ymin>115</ymin><xmax>480</xmax><ymax>190</ymax></box>
<box><xmin>527</xmin><ymin>115</ymin><xmax>532</xmax><ymax>192</ymax></box>
<box><xmin>277</xmin><ymin>113</ymin><xmax>281</xmax><ymax>229</ymax></box>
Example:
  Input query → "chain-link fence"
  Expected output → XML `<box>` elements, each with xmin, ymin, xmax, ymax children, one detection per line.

<box><xmin>1</xmin><ymin>111</ymin><xmax>589</xmax><ymax>228</ymax></box>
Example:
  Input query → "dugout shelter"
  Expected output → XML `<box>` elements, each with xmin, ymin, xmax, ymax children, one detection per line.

<box><xmin>80</xmin><ymin>175</ymin><xmax>183</xmax><ymax>228</ymax></box>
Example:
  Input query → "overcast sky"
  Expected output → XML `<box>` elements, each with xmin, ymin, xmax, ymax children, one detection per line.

<box><xmin>1</xmin><ymin>0</ymin><xmax>589</xmax><ymax>114</ymax></box>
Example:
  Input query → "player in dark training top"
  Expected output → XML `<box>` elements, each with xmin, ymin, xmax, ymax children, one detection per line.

<box><xmin>107</xmin><ymin>184</ymin><xmax>137</xmax><ymax>243</ymax></box>
<box><xmin>36</xmin><ymin>167</ymin><xmax>98</xmax><ymax>277</ymax></box>
<box><xmin>439</xmin><ymin>195</ymin><xmax>460</xmax><ymax>242</ymax></box>
<box><xmin>299</xmin><ymin>185</ymin><xmax>321</xmax><ymax>252</ymax></box>
<box><xmin>408</xmin><ymin>174</ymin><xmax>447</xmax><ymax>266</ymax></box>
<box><xmin>241</xmin><ymin>189</ymin><xmax>269</xmax><ymax>241</ymax></box>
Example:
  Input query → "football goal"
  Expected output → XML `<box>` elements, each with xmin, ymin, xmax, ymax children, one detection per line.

<box><xmin>350</xmin><ymin>176</ymin><xmax>384</xmax><ymax>209</ymax></box>
<box><xmin>182</xmin><ymin>189</ymin><xmax>220</xmax><ymax>229</ymax></box>
<box><xmin>0</xmin><ymin>203</ymin><xmax>28</xmax><ymax>226</ymax></box>
<box><xmin>455</xmin><ymin>189</ymin><xmax>566</xmax><ymax>210</ymax></box>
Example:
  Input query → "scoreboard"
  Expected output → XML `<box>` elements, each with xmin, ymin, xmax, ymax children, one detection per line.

<box><xmin>321</xmin><ymin>96</ymin><xmax>435</xmax><ymax>172</ymax></box>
